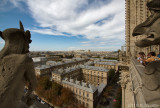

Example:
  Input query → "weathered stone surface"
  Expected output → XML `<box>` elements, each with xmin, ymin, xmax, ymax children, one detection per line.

<box><xmin>133</xmin><ymin>0</ymin><xmax>160</xmax><ymax>47</ymax></box>
<box><xmin>0</xmin><ymin>21</ymin><xmax>37</xmax><ymax>108</ymax></box>
<box><xmin>144</xmin><ymin>61</ymin><xmax>160</xmax><ymax>91</ymax></box>
<box><xmin>131</xmin><ymin>0</ymin><xmax>160</xmax><ymax>106</ymax></box>
<box><xmin>132</xmin><ymin>0</ymin><xmax>160</xmax><ymax>92</ymax></box>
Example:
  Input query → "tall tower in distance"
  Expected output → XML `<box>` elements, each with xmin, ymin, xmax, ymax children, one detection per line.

<box><xmin>88</xmin><ymin>49</ymin><xmax>91</xmax><ymax>55</ymax></box>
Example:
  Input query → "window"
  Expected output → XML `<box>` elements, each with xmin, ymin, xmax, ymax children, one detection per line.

<box><xmin>86</xmin><ymin>103</ymin><xmax>89</xmax><ymax>107</ymax></box>
<box><xmin>83</xmin><ymin>102</ymin><xmax>85</xmax><ymax>105</ymax></box>
<box><xmin>83</xmin><ymin>92</ymin><xmax>85</xmax><ymax>96</ymax></box>
<box><xmin>79</xmin><ymin>90</ymin><xmax>81</xmax><ymax>95</ymax></box>
<box><xmin>87</xmin><ymin>93</ymin><xmax>89</xmax><ymax>97</ymax></box>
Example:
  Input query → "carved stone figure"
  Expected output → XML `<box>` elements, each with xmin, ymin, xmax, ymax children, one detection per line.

<box><xmin>0</xmin><ymin>21</ymin><xmax>37</xmax><ymax>108</ymax></box>
<box><xmin>133</xmin><ymin>0</ymin><xmax>160</xmax><ymax>47</ymax></box>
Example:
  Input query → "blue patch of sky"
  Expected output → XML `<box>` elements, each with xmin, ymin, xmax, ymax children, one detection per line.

<box><xmin>95</xmin><ymin>14</ymin><xmax>114</xmax><ymax>26</ymax></box>
<box><xmin>0</xmin><ymin>0</ymin><xmax>122</xmax><ymax>51</ymax></box>
<box><xmin>76</xmin><ymin>0</ymin><xmax>111</xmax><ymax>13</ymax></box>
<box><xmin>89</xmin><ymin>0</ymin><xmax>111</xmax><ymax>4</ymax></box>
<box><xmin>0</xmin><ymin>7</ymin><xmax>36</xmax><ymax>31</ymax></box>
<box><xmin>88</xmin><ymin>0</ymin><xmax>111</xmax><ymax>8</ymax></box>
<box><xmin>62</xmin><ymin>32</ymin><xmax>72</xmax><ymax>36</ymax></box>
<box><xmin>30</xmin><ymin>33</ymin><xmax>88</xmax><ymax>51</ymax></box>
<box><xmin>0</xmin><ymin>4</ymin><xmax>89</xmax><ymax>51</ymax></box>
<box><xmin>0</xmin><ymin>0</ymin><xmax>14</xmax><ymax>11</ymax></box>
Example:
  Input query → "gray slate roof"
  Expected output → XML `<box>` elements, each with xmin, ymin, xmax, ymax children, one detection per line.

<box><xmin>62</xmin><ymin>78</ymin><xmax>97</xmax><ymax>93</ymax></box>
<box><xmin>35</xmin><ymin>65</ymin><xmax>51</xmax><ymax>70</ymax></box>
<box><xmin>81</xmin><ymin>65</ymin><xmax>109</xmax><ymax>72</ymax></box>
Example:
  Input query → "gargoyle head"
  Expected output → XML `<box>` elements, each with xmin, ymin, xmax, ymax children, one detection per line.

<box><xmin>132</xmin><ymin>0</ymin><xmax>160</xmax><ymax>47</ymax></box>
<box><xmin>0</xmin><ymin>21</ymin><xmax>32</xmax><ymax>58</ymax></box>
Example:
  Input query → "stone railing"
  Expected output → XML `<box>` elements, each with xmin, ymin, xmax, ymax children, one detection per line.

<box><xmin>130</xmin><ymin>58</ymin><xmax>160</xmax><ymax>108</ymax></box>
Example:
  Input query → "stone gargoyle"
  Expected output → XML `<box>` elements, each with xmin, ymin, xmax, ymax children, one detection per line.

<box><xmin>133</xmin><ymin>0</ymin><xmax>160</xmax><ymax>47</ymax></box>
<box><xmin>0</xmin><ymin>21</ymin><xmax>37</xmax><ymax>108</ymax></box>
<box><xmin>132</xmin><ymin>0</ymin><xmax>160</xmax><ymax>93</ymax></box>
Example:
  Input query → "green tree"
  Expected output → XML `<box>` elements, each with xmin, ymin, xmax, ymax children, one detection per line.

<box><xmin>114</xmin><ymin>87</ymin><xmax>122</xmax><ymax>108</ymax></box>
<box><xmin>108</xmin><ymin>69</ymin><xmax>115</xmax><ymax>82</ymax></box>
<box><xmin>60</xmin><ymin>88</ymin><xmax>74</xmax><ymax>105</ymax></box>
<box><xmin>38</xmin><ymin>76</ymin><xmax>52</xmax><ymax>90</ymax></box>
<box><xmin>52</xmin><ymin>82</ymin><xmax>63</xmax><ymax>96</ymax></box>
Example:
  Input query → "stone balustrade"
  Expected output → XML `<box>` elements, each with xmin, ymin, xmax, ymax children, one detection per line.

<box><xmin>128</xmin><ymin>58</ymin><xmax>160</xmax><ymax>108</ymax></box>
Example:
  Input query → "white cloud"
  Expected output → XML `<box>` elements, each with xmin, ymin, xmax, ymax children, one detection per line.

<box><xmin>30</xmin><ymin>28</ymin><xmax>64</xmax><ymax>36</ymax></box>
<box><xmin>0</xmin><ymin>41</ymin><xmax>5</xmax><ymax>44</ymax></box>
<box><xmin>5</xmin><ymin>0</ymin><xmax>125</xmax><ymax>50</ymax></box>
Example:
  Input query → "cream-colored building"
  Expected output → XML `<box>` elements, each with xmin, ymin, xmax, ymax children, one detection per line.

<box><xmin>94</xmin><ymin>62</ymin><xmax>118</xmax><ymax>70</ymax></box>
<box><xmin>62</xmin><ymin>78</ymin><xmax>99</xmax><ymax>108</ymax></box>
<box><xmin>36</xmin><ymin>59</ymin><xmax>89</xmax><ymax>77</ymax></box>
<box><xmin>52</xmin><ymin>65</ymin><xmax>109</xmax><ymax>86</ymax></box>
<box><xmin>82</xmin><ymin>74</ymin><xmax>107</xmax><ymax>87</ymax></box>
<box><xmin>52</xmin><ymin>67</ymin><xmax>81</xmax><ymax>82</ymax></box>
<box><xmin>81</xmin><ymin>66</ymin><xmax>109</xmax><ymax>86</ymax></box>
<box><xmin>36</xmin><ymin>59</ymin><xmax>114</xmax><ymax>108</ymax></box>
<box><xmin>35</xmin><ymin>65</ymin><xmax>52</xmax><ymax>76</ymax></box>
<box><xmin>51</xmin><ymin>64</ymin><xmax>109</xmax><ymax>108</ymax></box>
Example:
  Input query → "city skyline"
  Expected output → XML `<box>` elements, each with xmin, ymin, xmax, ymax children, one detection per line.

<box><xmin>0</xmin><ymin>0</ymin><xmax>125</xmax><ymax>51</ymax></box>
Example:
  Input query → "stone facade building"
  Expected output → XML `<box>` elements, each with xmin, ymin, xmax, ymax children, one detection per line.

<box><xmin>94</xmin><ymin>62</ymin><xmax>118</xmax><ymax>70</ymax></box>
<box><xmin>52</xmin><ymin>66</ymin><xmax>81</xmax><ymax>82</ymax></box>
<box><xmin>62</xmin><ymin>78</ymin><xmax>98</xmax><ymax>108</ymax></box>
<box><xmin>81</xmin><ymin>66</ymin><xmax>108</xmax><ymax>86</ymax></box>
<box><xmin>35</xmin><ymin>57</ymin><xmax>116</xmax><ymax>108</ymax></box>
<box><xmin>35</xmin><ymin>59</ymin><xmax>89</xmax><ymax>77</ymax></box>
<box><xmin>52</xmin><ymin>65</ymin><xmax>109</xmax><ymax>86</ymax></box>
<box><xmin>125</xmin><ymin>0</ymin><xmax>160</xmax><ymax>57</ymax></box>
<box><xmin>52</xmin><ymin>64</ymin><xmax>109</xmax><ymax>108</ymax></box>
<box><xmin>120</xmin><ymin>0</ymin><xmax>160</xmax><ymax>108</ymax></box>
<box><xmin>35</xmin><ymin>65</ymin><xmax>52</xmax><ymax>76</ymax></box>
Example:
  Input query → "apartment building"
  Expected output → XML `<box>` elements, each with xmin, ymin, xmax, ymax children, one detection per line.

<box><xmin>62</xmin><ymin>78</ymin><xmax>99</xmax><ymax>108</ymax></box>
<box><xmin>52</xmin><ymin>66</ymin><xmax>81</xmax><ymax>82</ymax></box>
<box><xmin>81</xmin><ymin>66</ymin><xmax>109</xmax><ymax>86</ymax></box>
<box><xmin>35</xmin><ymin>65</ymin><xmax>52</xmax><ymax>76</ymax></box>
<box><xmin>94</xmin><ymin>62</ymin><xmax>118</xmax><ymax>70</ymax></box>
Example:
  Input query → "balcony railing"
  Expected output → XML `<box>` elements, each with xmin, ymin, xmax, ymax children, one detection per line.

<box><xmin>130</xmin><ymin>58</ymin><xmax>160</xmax><ymax>108</ymax></box>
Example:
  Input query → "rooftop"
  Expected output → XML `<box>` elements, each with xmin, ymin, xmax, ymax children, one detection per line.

<box><xmin>52</xmin><ymin>65</ymin><xmax>81</xmax><ymax>75</ymax></box>
<box><xmin>94</xmin><ymin>61</ymin><xmax>116</xmax><ymax>65</ymax></box>
<box><xmin>32</xmin><ymin>57</ymin><xmax>47</xmax><ymax>62</ymax></box>
<box><xmin>35</xmin><ymin>65</ymin><xmax>51</xmax><ymax>70</ymax></box>
<box><xmin>62</xmin><ymin>78</ymin><xmax>97</xmax><ymax>93</ymax></box>
<box><xmin>100</xmin><ymin>59</ymin><xmax>118</xmax><ymax>62</ymax></box>
<box><xmin>47</xmin><ymin>59</ymin><xmax>87</xmax><ymax>66</ymax></box>
<box><xmin>81</xmin><ymin>65</ymin><xmax>109</xmax><ymax>72</ymax></box>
